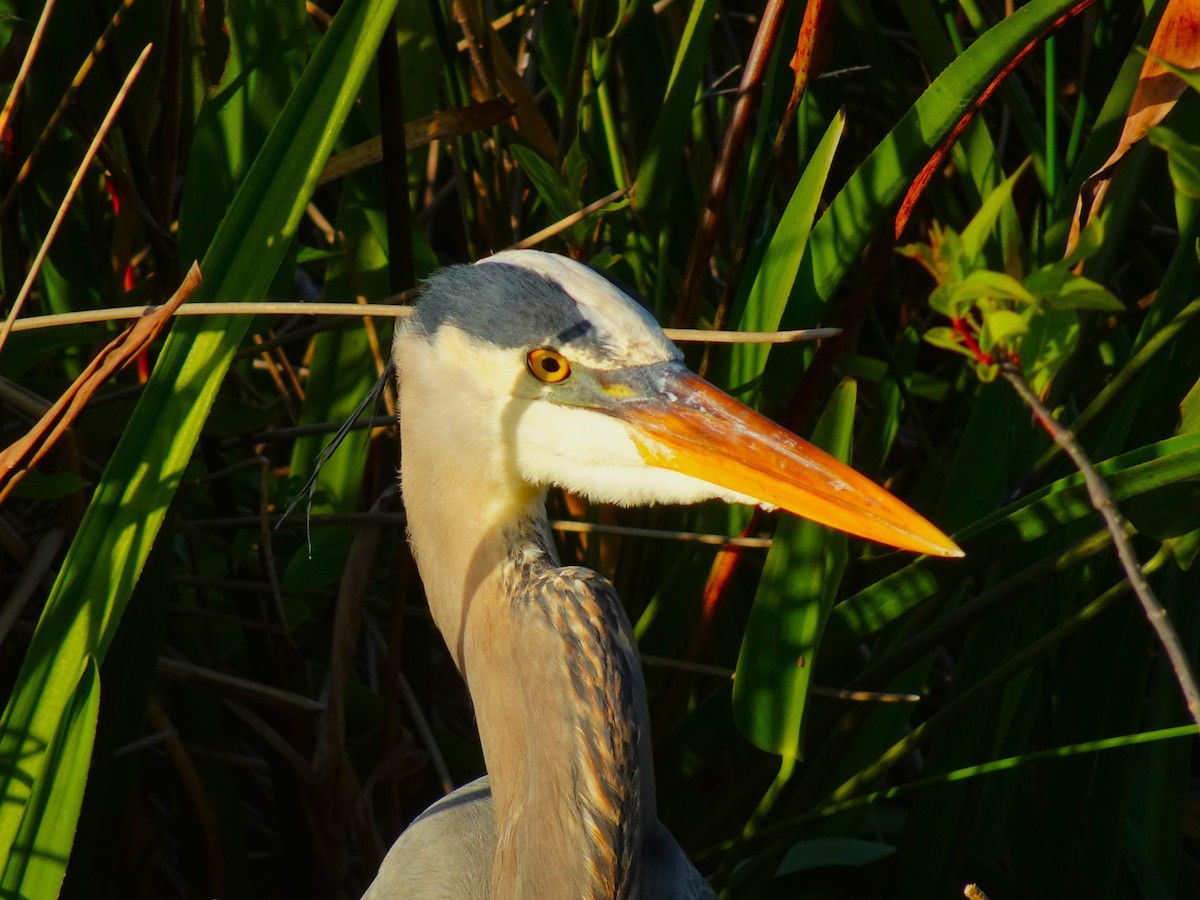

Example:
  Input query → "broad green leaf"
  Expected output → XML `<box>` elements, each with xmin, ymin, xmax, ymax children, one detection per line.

<box><xmin>724</xmin><ymin>110</ymin><xmax>846</xmax><ymax>397</ymax></box>
<box><xmin>733</xmin><ymin>379</ymin><xmax>855</xmax><ymax>757</ymax></box>
<box><xmin>1023</xmin><ymin>263</ymin><xmax>1072</xmax><ymax>298</ymax></box>
<box><xmin>923</xmin><ymin>326</ymin><xmax>969</xmax><ymax>355</ymax></box>
<box><xmin>952</xmin><ymin>269</ymin><xmax>1036</xmax><ymax>304</ymax></box>
<box><xmin>1049</xmin><ymin>276</ymin><xmax>1125</xmax><ymax>312</ymax></box>
<box><xmin>980</xmin><ymin>308</ymin><xmax>1029</xmax><ymax>349</ymax></box>
<box><xmin>0</xmin><ymin>0</ymin><xmax>400</xmax><ymax>880</ymax></box>
<box><xmin>0</xmin><ymin>660</ymin><xmax>99</xmax><ymax>897</ymax></box>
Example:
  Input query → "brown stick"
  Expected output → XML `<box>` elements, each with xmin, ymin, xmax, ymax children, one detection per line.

<box><xmin>0</xmin><ymin>263</ymin><xmax>202</xmax><ymax>504</ymax></box>
<box><xmin>1000</xmin><ymin>361</ymin><xmax>1200</xmax><ymax>730</ymax></box>
<box><xmin>672</xmin><ymin>0</ymin><xmax>790</xmax><ymax>327</ymax></box>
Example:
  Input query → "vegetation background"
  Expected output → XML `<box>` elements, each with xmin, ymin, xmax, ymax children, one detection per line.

<box><xmin>0</xmin><ymin>0</ymin><xmax>1197</xmax><ymax>897</ymax></box>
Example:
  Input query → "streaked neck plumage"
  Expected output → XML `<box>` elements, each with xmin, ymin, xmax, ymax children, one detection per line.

<box><xmin>396</xmin><ymin>328</ymin><xmax>655</xmax><ymax>898</ymax></box>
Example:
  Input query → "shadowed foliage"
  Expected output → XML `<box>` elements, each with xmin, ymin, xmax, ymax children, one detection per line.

<box><xmin>0</xmin><ymin>0</ymin><xmax>1197</xmax><ymax>897</ymax></box>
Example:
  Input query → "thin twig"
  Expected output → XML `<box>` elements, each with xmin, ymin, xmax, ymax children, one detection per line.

<box><xmin>0</xmin><ymin>0</ymin><xmax>138</xmax><ymax>217</ymax></box>
<box><xmin>1000</xmin><ymin>362</ymin><xmax>1200</xmax><ymax>729</ymax></box>
<box><xmin>0</xmin><ymin>0</ymin><xmax>57</xmax><ymax>146</ymax></box>
<box><xmin>639</xmin><ymin>656</ymin><xmax>919</xmax><ymax>702</ymax></box>
<box><xmin>0</xmin><ymin>42</ymin><xmax>153</xmax><ymax>355</ymax></box>
<box><xmin>507</xmin><ymin>186</ymin><xmax>630</xmax><ymax>250</ymax></box>
<box><xmin>8</xmin><ymin>299</ymin><xmax>838</xmax><ymax>345</ymax></box>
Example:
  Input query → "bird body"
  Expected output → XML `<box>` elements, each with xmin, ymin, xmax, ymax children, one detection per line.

<box><xmin>367</xmin><ymin>250</ymin><xmax>960</xmax><ymax>898</ymax></box>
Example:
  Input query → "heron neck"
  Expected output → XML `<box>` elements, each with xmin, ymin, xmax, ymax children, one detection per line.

<box><xmin>474</xmin><ymin>518</ymin><xmax>656</xmax><ymax>899</ymax></box>
<box><xmin>400</xmin><ymin>466</ymin><xmax>655</xmax><ymax>896</ymax></box>
<box><xmin>398</xmin><ymin>357</ymin><xmax>655</xmax><ymax>896</ymax></box>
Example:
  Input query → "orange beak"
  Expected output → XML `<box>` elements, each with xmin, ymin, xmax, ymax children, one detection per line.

<box><xmin>601</xmin><ymin>364</ymin><xmax>962</xmax><ymax>558</ymax></box>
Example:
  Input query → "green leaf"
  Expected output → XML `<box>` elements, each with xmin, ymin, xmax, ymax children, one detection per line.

<box><xmin>924</xmin><ymin>326</ymin><xmax>975</xmax><ymax>360</ymax></box>
<box><xmin>928</xmin><ymin>284</ymin><xmax>959</xmax><ymax>317</ymax></box>
<box><xmin>959</xmin><ymin>159</ymin><xmax>1031</xmax><ymax>265</ymax></box>
<box><xmin>0</xmin><ymin>0</ymin><xmax>401</xmax><ymax>881</ymax></box>
<box><xmin>733</xmin><ymin>379</ymin><xmax>856</xmax><ymax>757</ymax></box>
<box><xmin>980</xmin><ymin>308</ymin><xmax>1029</xmax><ymax>347</ymax></box>
<box><xmin>724</xmin><ymin>110</ymin><xmax>846</xmax><ymax>396</ymax></box>
<box><xmin>0</xmin><ymin>660</ymin><xmax>99</xmax><ymax>896</ymax></box>
<box><xmin>777</xmin><ymin>838</ymin><xmax>896</xmax><ymax>875</ymax></box>
<box><xmin>975</xmin><ymin>360</ymin><xmax>1000</xmax><ymax>381</ymax></box>
<box><xmin>632</xmin><ymin>0</ymin><xmax>717</xmax><ymax>227</ymax></box>
<box><xmin>952</xmin><ymin>269</ymin><xmax>1037</xmax><ymax>305</ymax></box>
<box><xmin>1049</xmin><ymin>276</ymin><xmax>1125</xmax><ymax>312</ymax></box>
<box><xmin>779</xmin><ymin>0</ymin><xmax>1088</xmax><ymax>331</ymax></box>
<box><xmin>512</xmin><ymin>145</ymin><xmax>576</xmax><ymax>223</ymax></box>
<box><xmin>1061</xmin><ymin>218</ymin><xmax>1105</xmax><ymax>270</ymax></box>
<box><xmin>1024</xmin><ymin>263</ymin><xmax>1071</xmax><ymax>298</ymax></box>
<box><xmin>823</xmin><ymin>432</ymin><xmax>1200</xmax><ymax>654</ymax></box>
<box><xmin>1147</xmin><ymin>125</ymin><xmax>1200</xmax><ymax>201</ymax></box>
<box><xmin>1182</xmin><ymin>374</ymin><xmax>1200</xmax><ymax>435</ymax></box>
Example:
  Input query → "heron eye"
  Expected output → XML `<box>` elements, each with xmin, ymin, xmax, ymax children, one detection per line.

<box><xmin>527</xmin><ymin>348</ymin><xmax>571</xmax><ymax>384</ymax></box>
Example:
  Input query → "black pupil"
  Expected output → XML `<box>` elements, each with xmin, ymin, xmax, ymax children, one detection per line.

<box><xmin>542</xmin><ymin>357</ymin><xmax>560</xmax><ymax>373</ymax></box>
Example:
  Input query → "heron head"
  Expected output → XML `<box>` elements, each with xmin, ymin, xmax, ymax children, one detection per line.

<box><xmin>394</xmin><ymin>249</ymin><xmax>960</xmax><ymax>558</ymax></box>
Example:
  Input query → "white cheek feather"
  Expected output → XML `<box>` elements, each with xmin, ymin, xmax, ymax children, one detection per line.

<box><xmin>513</xmin><ymin>401</ymin><xmax>762</xmax><ymax>508</ymax></box>
<box><xmin>397</xmin><ymin>320</ymin><xmax>762</xmax><ymax>511</ymax></box>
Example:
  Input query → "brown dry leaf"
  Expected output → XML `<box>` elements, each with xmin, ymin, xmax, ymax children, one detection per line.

<box><xmin>788</xmin><ymin>0</ymin><xmax>834</xmax><ymax>101</ymax></box>
<box><xmin>318</xmin><ymin>100</ymin><xmax>517</xmax><ymax>186</ymax></box>
<box><xmin>0</xmin><ymin>262</ymin><xmax>202</xmax><ymax>504</ymax></box>
<box><xmin>1065</xmin><ymin>0</ymin><xmax>1200</xmax><ymax>258</ymax></box>
<box><xmin>453</xmin><ymin>0</ymin><xmax>557</xmax><ymax>159</ymax></box>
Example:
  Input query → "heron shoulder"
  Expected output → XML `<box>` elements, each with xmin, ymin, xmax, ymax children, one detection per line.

<box><xmin>362</xmin><ymin>777</ymin><xmax>495</xmax><ymax>900</ymax></box>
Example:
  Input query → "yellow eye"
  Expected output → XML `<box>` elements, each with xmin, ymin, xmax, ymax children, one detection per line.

<box><xmin>527</xmin><ymin>348</ymin><xmax>571</xmax><ymax>383</ymax></box>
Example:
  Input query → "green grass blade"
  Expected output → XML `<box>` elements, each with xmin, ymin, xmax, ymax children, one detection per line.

<box><xmin>733</xmin><ymin>379</ymin><xmax>855</xmax><ymax>756</ymax></box>
<box><xmin>1</xmin><ymin>660</ymin><xmax>99</xmax><ymax>899</ymax></box>
<box><xmin>0</xmin><ymin>0</ymin><xmax>400</xmax><ymax>876</ymax></box>
<box><xmin>631</xmin><ymin>0</ymin><xmax>718</xmax><ymax>230</ymax></box>
<box><xmin>825</xmin><ymin>430</ymin><xmax>1200</xmax><ymax>653</ymax></box>
<box><xmin>720</xmin><ymin>110</ymin><xmax>845</xmax><ymax>398</ymax></box>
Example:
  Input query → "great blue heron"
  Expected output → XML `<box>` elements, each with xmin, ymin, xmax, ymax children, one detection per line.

<box><xmin>364</xmin><ymin>250</ymin><xmax>961</xmax><ymax>898</ymax></box>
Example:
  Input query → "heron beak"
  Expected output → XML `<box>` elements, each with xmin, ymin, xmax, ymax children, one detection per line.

<box><xmin>604</xmin><ymin>364</ymin><xmax>962</xmax><ymax>558</ymax></box>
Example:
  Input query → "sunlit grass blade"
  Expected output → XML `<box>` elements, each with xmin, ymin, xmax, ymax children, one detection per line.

<box><xmin>734</xmin><ymin>378</ymin><xmax>856</xmax><ymax>757</ymax></box>
<box><xmin>0</xmin><ymin>660</ymin><xmax>98</xmax><ymax>898</ymax></box>
<box><xmin>718</xmin><ymin>109</ymin><xmax>845</xmax><ymax>399</ymax></box>
<box><xmin>825</xmin><ymin>431</ymin><xmax>1200</xmax><ymax>654</ymax></box>
<box><xmin>0</xmin><ymin>0</ymin><xmax>400</xmax><ymax>876</ymax></box>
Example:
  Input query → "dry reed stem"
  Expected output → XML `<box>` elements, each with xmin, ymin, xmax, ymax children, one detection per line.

<box><xmin>0</xmin><ymin>0</ymin><xmax>139</xmax><ymax>217</ymax></box>
<box><xmin>10</xmin><ymin>299</ymin><xmax>838</xmax><ymax>346</ymax></box>
<box><xmin>0</xmin><ymin>42</ymin><xmax>154</xmax><ymax>354</ymax></box>
<box><xmin>0</xmin><ymin>0</ymin><xmax>57</xmax><ymax>146</ymax></box>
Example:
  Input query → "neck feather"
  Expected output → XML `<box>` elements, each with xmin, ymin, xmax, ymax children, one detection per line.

<box><xmin>399</xmin><ymin>372</ymin><xmax>654</xmax><ymax>898</ymax></box>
